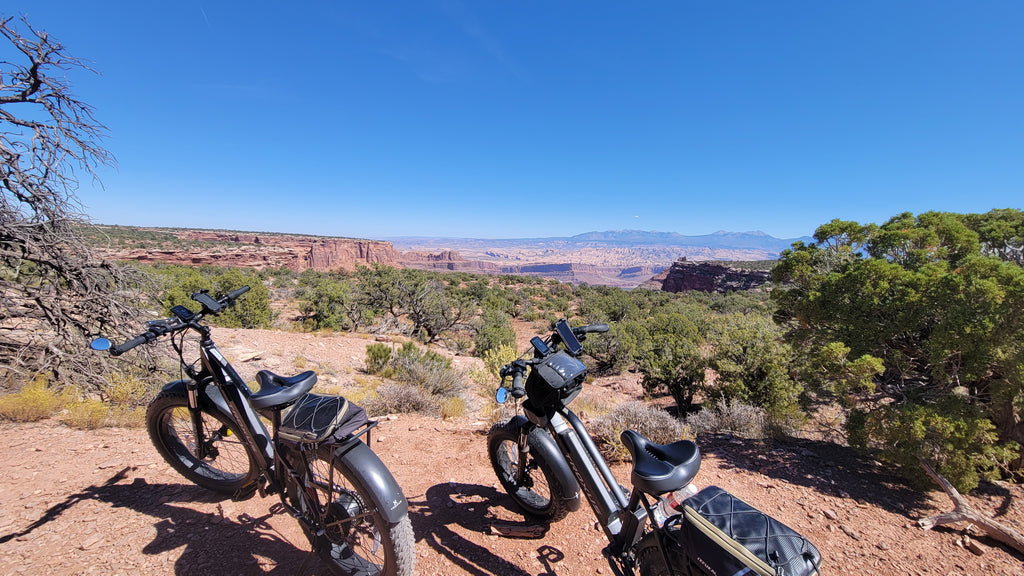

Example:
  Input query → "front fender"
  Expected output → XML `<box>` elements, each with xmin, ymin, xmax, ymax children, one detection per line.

<box><xmin>510</xmin><ymin>415</ymin><xmax>581</xmax><ymax>509</ymax></box>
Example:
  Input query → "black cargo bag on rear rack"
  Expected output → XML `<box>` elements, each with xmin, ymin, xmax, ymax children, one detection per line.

<box><xmin>279</xmin><ymin>393</ymin><xmax>370</xmax><ymax>443</ymax></box>
<box><xmin>666</xmin><ymin>485</ymin><xmax>822</xmax><ymax>576</ymax></box>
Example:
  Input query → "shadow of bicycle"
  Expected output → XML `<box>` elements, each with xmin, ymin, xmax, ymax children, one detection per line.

<box><xmin>409</xmin><ymin>481</ymin><xmax>571</xmax><ymax>576</ymax></box>
<box><xmin>1</xmin><ymin>466</ymin><xmax>332</xmax><ymax>575</ymax></box>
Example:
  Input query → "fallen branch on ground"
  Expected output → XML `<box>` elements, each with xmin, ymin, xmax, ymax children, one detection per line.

<box><xmin>917</xmin><ymin>460</ymin><xmax>1024</xmax><ymax>554</ymax></box>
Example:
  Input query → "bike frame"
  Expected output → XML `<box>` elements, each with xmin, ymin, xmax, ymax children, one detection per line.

<box><xmin>173</xmin><ymin>324</ymin><xmax>283</xmax><ymax>493</ymax></box>
<box><xmin>521</xmin><ymin>401</ymin><xmax>674</xmax><ymax>575</ymax></box>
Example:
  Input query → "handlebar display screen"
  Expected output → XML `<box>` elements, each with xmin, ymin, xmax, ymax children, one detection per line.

<box><xmin>555</xmin><ymin>320</ymin><xmax>583</xmax><ymax>355</ymax></box>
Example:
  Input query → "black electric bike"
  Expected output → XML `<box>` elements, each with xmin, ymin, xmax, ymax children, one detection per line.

<box><xmin>488</xmin><ymin>319</ymin><xmax>821</xmax><ymax>576</ymax></box>
<box><xmin>91</xmin><ymin>286</ymin><xmax>414</xmax><ymax>576</ymax></box>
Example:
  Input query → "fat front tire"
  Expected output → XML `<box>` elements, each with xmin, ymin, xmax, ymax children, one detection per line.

<box><xmin>487</xmin><ymin>418</ymin><xmax>572</xmax><ymax>523</ymax></box>
<box><xmin>146</xmin><ymin>391</ymin><xmax>258</xmax><ymax>494</ymax></box>
<box><xmin>293</xmin><ymin>445</ymin><xmax>415</xmax><ymax>576</ymax></box>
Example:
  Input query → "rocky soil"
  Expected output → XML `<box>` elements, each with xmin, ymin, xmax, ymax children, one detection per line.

<box><xmin>2</xmin><ymin>329</ymin><xmax>1024</xmax><ymax>575</ymax></box>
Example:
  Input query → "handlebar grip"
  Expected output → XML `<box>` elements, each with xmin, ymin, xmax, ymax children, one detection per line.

<box><xmin>111</xmin><ymin>333</ymin><xmax>153</xmax><ymax>356</ymax></box>
<box><xmin>226</xmin><ymin>286</ymin><xmax>250</xmax><ymax>301</ymax></box>
<box><xmin>511</xmin><ymin>372</ymin><xmax>526</xmax><ymax>398</ymax></box>
<box><xmin>584</xmin><ymin>323</ymin><xmax>610</xmax><ymax>334</ymax></box>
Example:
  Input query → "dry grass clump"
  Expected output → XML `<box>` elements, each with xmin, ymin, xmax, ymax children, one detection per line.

<box><xmin>590</xmin><ymin>401</ymin><xmax>690</xmax><ymax>462</ymax></box>
<box><xmin>64</xmin><ymin>399</ymin><xmax>109</xmax><ymax>429</ymax></box>
<box><xmin>0</xmin><ymin>373</ymin><xmax>149</xmax><ymax>429</ymax></box>
<box><xmin>103</xmin><ymin>373</ymin><xmax>151</xmax><ymax>406</ymax></box>
<box><xmin>686</xmin><ymin>398</ymin><xmax>767</xmax><ymax>439</ymax></box>
<box><xmin>440</xmin><ymin>396</ymin><xmax>467</xmax><ymax>420</ymax></box>
<box><xmin>0</xmin><ymin>376</ymin><xmax>69</xmax><ymax>421</ymax></box>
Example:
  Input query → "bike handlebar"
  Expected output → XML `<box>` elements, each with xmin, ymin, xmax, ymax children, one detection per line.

<box><xmin>101</xmin><ymin>285</ymin><xmax>251</xmax><ymax>355</ymax></box>
<box><xmin>511</xmin><ymin>372</ymin><xmax>525</xmax><ymax>398</ymax></box>
<box><xmin>226</xmin><ymin>285</ymin><xmax>250</xmax><ymax>301</ymax></box>
<box><xmin>111</xmin><ymin>333</ymin><xmax>156</xmax><ymax>356</ymax></box>
<box><xmin>574</xmin><ymin>323</ymin><xmax>609</xmax><ymax>335</ymax></box>
<box><xmin>497</xmin><ymin>320</ymin><xmax>610</xmax><ymax>398</ymax></box>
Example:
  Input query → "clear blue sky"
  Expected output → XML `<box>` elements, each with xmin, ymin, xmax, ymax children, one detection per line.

<box><xmin>2</xmin><ymin>1</ymin><xmax>1021</xmax><ymax>240</ymax></box>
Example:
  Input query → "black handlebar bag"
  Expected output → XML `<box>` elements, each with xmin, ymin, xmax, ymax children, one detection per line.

<box><xmin>525</xmin><ymin>351</ymin><xmax>587</xmax><ymax>409</ymax></box>
<box><xmin>668</xmin><ymin>485</ymin><xmax>821</xmax><ymax>576</ymax></box>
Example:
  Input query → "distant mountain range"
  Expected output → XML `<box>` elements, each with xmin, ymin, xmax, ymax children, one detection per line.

<box><xmin>384</xmin><ymin>229</ymin><xmax>811</xmax><ymax>286</ymax></box>
<box><xmin>386</xmin><ymin>229</ymin><xmax>810</xmax><ymax>254</ymax></box>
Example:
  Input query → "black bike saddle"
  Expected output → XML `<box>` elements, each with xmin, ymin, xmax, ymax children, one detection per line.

<box><xmin>621</xmin><ymin>429</ymin><xmax>701</xmax><ymax>496</ymax></box>
<box><xmin>250</xmin><ymin>370</ymin><xmax>317</xmax><ymax>411</ymax></box>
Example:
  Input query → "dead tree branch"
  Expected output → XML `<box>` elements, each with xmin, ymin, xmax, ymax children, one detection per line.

<box><xmin>1</xmin><ymin>16</ymin><xmax>153</xmax><ymax>391</ymax></box>
<box><xmin>917</xmin><ymin>460</ymin><xmax>1024</xmax><ymax>554</ymax></box>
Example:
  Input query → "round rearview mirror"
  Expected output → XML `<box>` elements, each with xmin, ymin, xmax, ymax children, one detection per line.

<box><xmin>495</xmin><ymin>387</ymin><xmax>509</xmax><ymax>404</ymax></box>
<box><xmin>90</xmin><ymin>337</ymin><xmax>112</xmax><ymax>351</ymax></box>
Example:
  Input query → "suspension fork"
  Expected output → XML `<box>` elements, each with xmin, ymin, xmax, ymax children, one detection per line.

<box><xmin>183</xmin><ymin>378</ymin><xmax>213</xmax><ymax>459</ymax></box>
<box><xmin>516</xmin><ymin>421</ymin><xmax>534</xmax><ymax>485</ymax></box>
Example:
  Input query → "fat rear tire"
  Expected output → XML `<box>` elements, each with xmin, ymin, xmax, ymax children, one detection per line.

<box><xmin>290</xmin><ymin>445</ymin><xmax>415</xmax><ymax>576</ymax></box>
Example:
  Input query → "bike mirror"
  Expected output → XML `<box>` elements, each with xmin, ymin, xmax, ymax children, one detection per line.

<box><xmin>495</xmin><ymin>387</ymin><xmax>509</xmax><ymax>404</ymax></box>
<box><xmin>90</xmin><ymin>337</ymin><xmax>111</xmax><ymax>351</ymax></box>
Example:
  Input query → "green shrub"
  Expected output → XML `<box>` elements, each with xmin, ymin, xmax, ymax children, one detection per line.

<box><xmin>847</xmin><ymin>398</ymin><xmax>1019</xmax><ymax>492</ymax></box>
<box><xmin>153</xmin><ymin>264</ymin><xmax>274</xmax><ymax>328</ymax></box>
<box><xmin>390</xmin><ymin>342</ymin><xmax>464</xmax><ymax>398</ymax></box>
<box><xmin>482</xmin><ymin>344</ymin><xmax>520</xmax><ymax>379</ymax></box>
<box><xmin>473</xmin><ymin>307</ymin><xmax>515</xmax><ymax>357</ymax></box>
<box><xmin>365</xmin><ymin>343</ymin><xmax>393</xmax><ymax>376</ymax></box>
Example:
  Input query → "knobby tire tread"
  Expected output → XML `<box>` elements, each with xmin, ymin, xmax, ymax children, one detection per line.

<box><xmin>487</xmin><ymin>418</ymin><xmax>571</xmax><ymax>523</ymax></box>
<box><xmin>146</xmin><ymin>390</ymin><xmax>258</xmax><ymax>494</ymax></box>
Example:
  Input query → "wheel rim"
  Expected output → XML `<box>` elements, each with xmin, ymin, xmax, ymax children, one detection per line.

<box><xmin>306</xmin><ymin>457</ymin><xmax>390</xmax><ymax>575</ymax></box>
<box><xmin>162</xmin><ymin>406</ymin><xmax>251</xmax><ymax>482</ymax></box>
<box><xmin>495</xmin><ymin>438</ymin><xmax>553</xmax><ymax>511</ymax></box>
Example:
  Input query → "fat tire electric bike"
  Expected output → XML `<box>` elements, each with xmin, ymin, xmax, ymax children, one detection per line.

<box><xmin>487</xmin><ymin>319</ymin><xmax>821</xmax><ymax>576</ymax></box>
<box><xmin>92</xmin><ymin>286</ymin><xmax>415</xmax><ymax>576</ymax></box>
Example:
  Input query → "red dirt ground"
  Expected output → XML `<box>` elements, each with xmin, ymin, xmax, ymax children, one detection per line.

<box><xmin>2</xmin><ymin>329</ymin><xmax>1023</xmax><ymax>575</ymax></box>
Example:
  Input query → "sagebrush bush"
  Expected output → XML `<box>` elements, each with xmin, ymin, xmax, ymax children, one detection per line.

<box><xmin>389</xmin><ymin>342</ymin><xmax>466</xmax><ymax>399</ymax></box>
<box><xmin>590</xmin><ymin>401</ymin><xmax>690</xmax><ymax>462</ymax></box>
<box><xmin>362</xmin><ymin>383</ymin><xmax>439</xmax><ymax>416</ymax></box>
<box><xmin>686</xmin><ymin>398</ymin><xmax>767</xmax><ymax>439</ymax></box>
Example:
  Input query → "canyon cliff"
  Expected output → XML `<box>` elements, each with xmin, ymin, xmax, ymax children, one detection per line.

<box><xmin>643</xmin><ymin>259</ymin><xmax>772</xmax><ymax>293</ymax></box>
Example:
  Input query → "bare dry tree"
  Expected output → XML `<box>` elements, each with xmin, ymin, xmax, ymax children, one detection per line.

<box><xmin>1</xmin><ymin>16</ymin><xmax>153</xmax><ymax>391</ymax></box>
